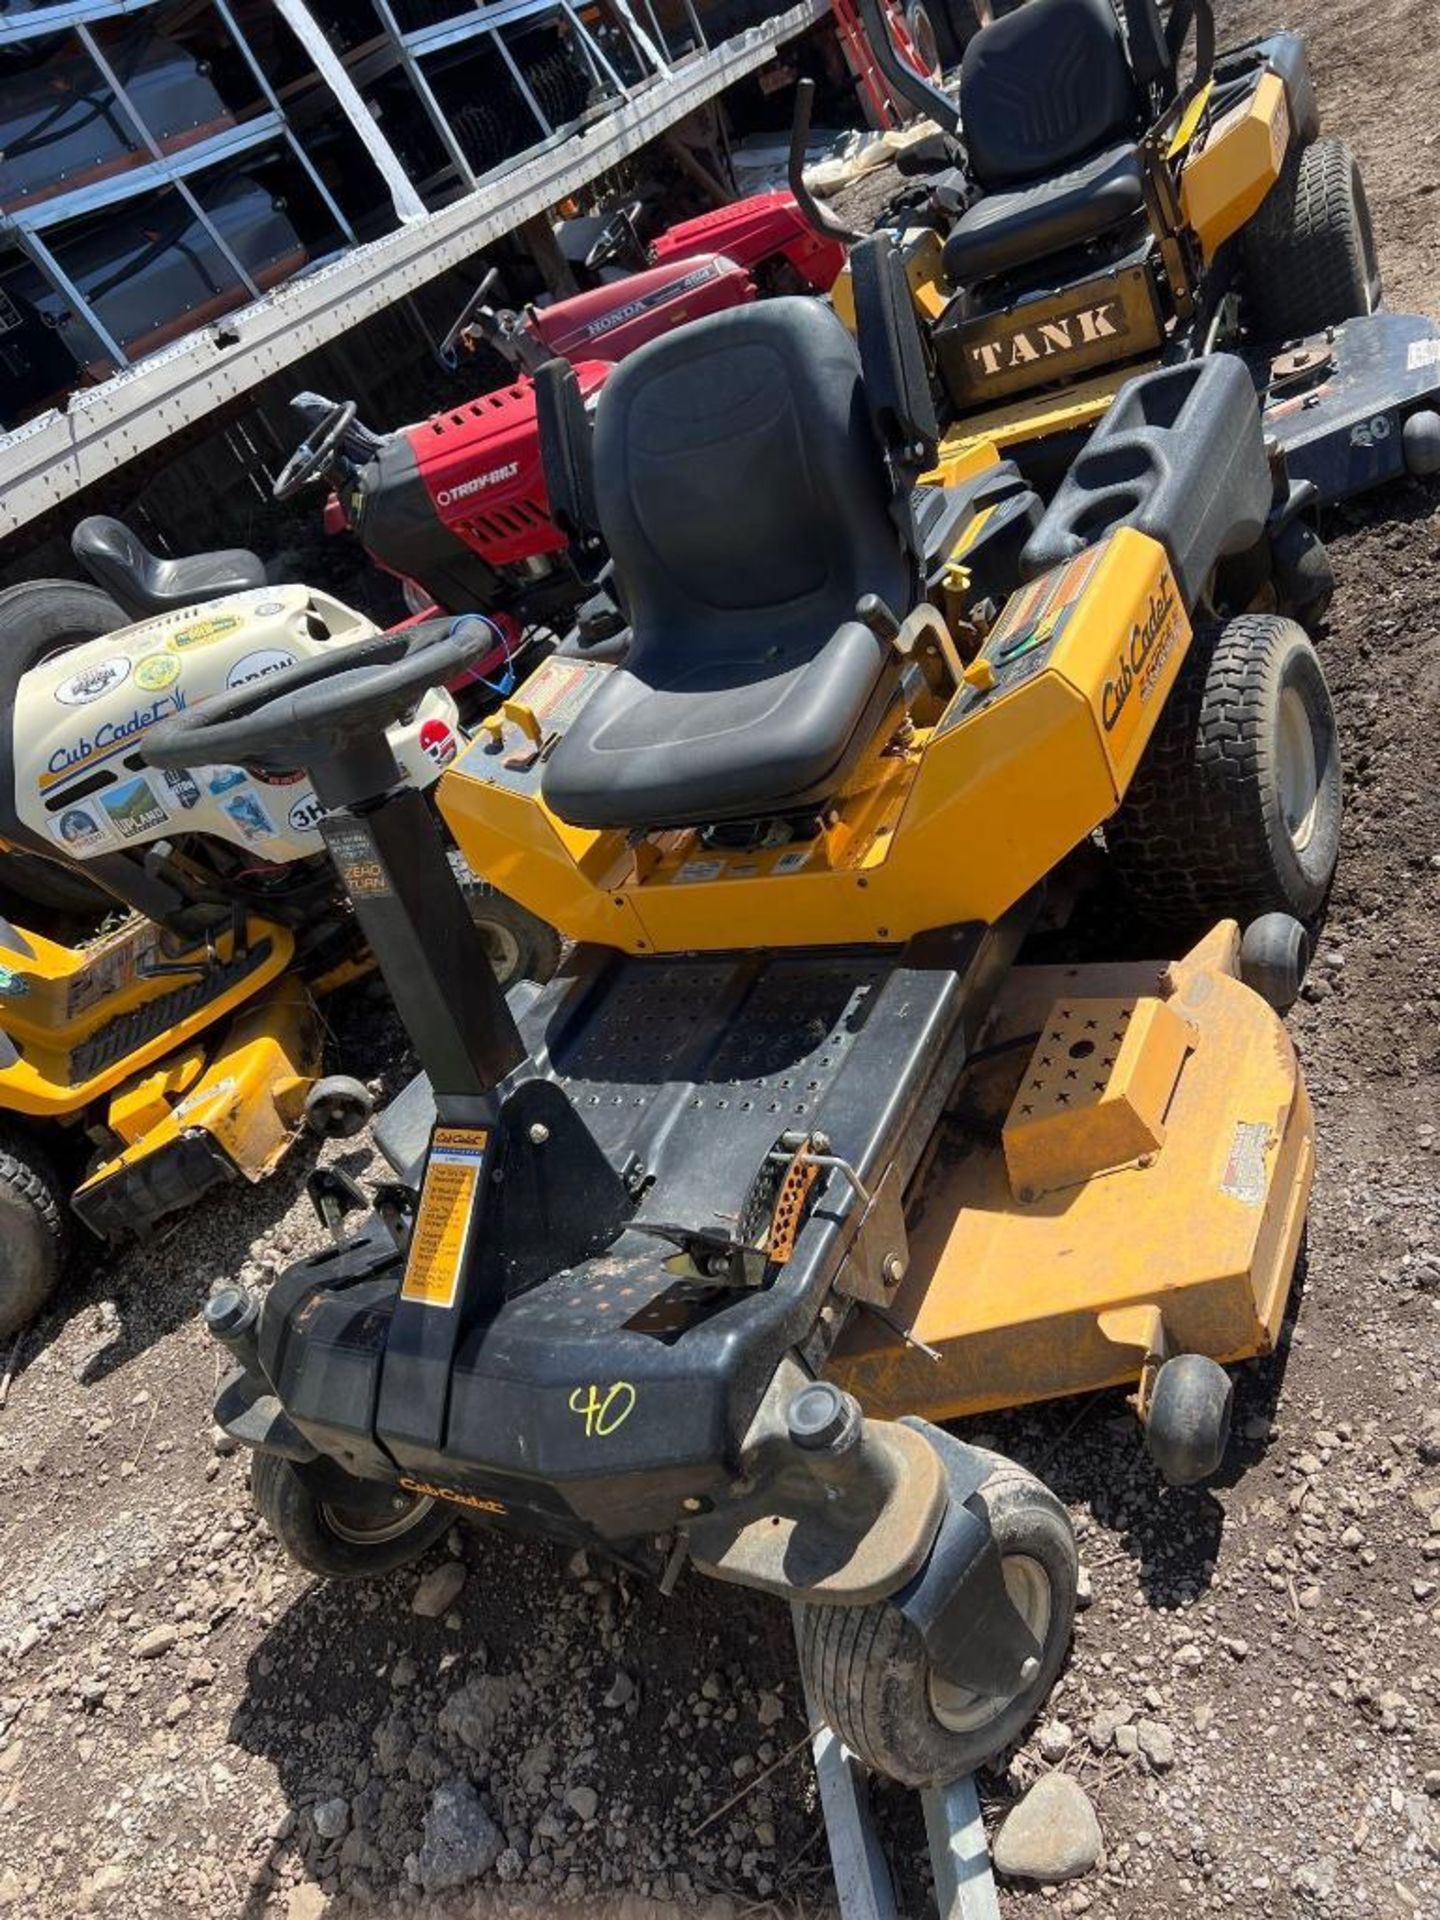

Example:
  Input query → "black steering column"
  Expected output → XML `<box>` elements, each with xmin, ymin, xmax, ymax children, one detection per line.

<box><xmin>142</xmin><ymin>621</ymin><xmax>634</xmax><ymax>1455</ymax></box>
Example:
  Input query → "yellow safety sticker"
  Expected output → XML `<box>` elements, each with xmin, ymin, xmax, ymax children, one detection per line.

<box><xmin>400</xmin><ymin>1127</ymin><xmax>489</xmax><ymax>1308</ymax></box>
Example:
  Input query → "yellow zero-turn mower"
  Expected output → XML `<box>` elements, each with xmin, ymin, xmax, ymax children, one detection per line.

<box><xmin>170</xmin><ymin>285</ymin><xmax>1338</xmax><ymax>1788</ymax></box>
<box><xmin>0</xmin><ymin>582</ymin><xmax>559</xmax><ymax>1339</ymax></box>
<box><xmin>820</xmin><ymin>0</ymin><xmax>1440</xmax><ymax>514</ymax></box>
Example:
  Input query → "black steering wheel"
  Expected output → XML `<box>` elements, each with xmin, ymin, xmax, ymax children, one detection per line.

<box><xmin>272</xmin><ymin>399</ymin><xmax>357</xmax><ymax>502</ymax></box>
<box><xmin>140</xmin><ymin>617</ymin><xmax>497</xmax><ymax>795</ymax></box>
<box><xmin>584</xmin><ymin>204</ymin><xmax>644</xmax><ymax>276</ymax></box>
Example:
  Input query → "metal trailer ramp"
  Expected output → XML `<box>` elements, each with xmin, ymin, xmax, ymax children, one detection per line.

<box><xmin>796</xmin><ymin>1609</ymin><xmax>1001</xmax><ymax>1920</ymax></box>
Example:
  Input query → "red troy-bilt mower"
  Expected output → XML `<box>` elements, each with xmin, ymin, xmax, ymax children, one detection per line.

<box><xmin>283</xmin><ymin>189</ymin><xmax>847</xmax><ymax>641</ymax></box>
<box><xmin>66</xmin><ymin>186</ymin><xmax>845</xmax><ymax>695</ymax></box>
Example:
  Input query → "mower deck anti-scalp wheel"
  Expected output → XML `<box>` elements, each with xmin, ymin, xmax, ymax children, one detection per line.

<box><xmin>0</xmin><ymin>1128</ymin><xmax>68</xmax><ymax>1340</ymax></box>
<box><xmin>1243</xmin><ymin>137</ymin><xmax>1381</xmax><ymax>339</ymax></box>
<box><xmin>797</xmin><ymin>1451</ymin><xmax>1078</xmax><ymax>1787</ymax></box>
<box><xmin>251</xmin><ymin>1453</ymin><xmax>450</xmax><ymax>1579</ymax></box>
<box><xmin>449</xmin><ymin>852</ymin><xmax>563</xmax><ymax>986</ymax></box>
<box><xmin>1107</xmin><ymin>614</ymin><xmax>1341</xmax><ymax>936</ymax></box>
<box><xmin>1145</xmin><ymin>1354</ymin><xmax>1235</xmax><ymax>1487</ymax></box>
<box><xmin>304</xmin><ymin>1074</ymin><xmax>374</xmax><ymax>1140</ymax></box>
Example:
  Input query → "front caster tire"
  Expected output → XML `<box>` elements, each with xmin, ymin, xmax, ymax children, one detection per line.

<box><xmin>798</xmin><ymin>1451</ymin><xmax>1077</xmax><ymax>1787</ymax></box>
<box><xmin>0</xmin><ymin>1129</ymin><xmax>68</xmax><ymax>1339</ymax></box>
<box><xmin>1107</xmin><ymin>615</ymin><xmax>1342</xmax><ymax>935</ymax></box>
<box><xmin>1144</xmin><ymin>1354</ymin><xmax>1234</xmax><ymax>1487</ymax></box>
<box><xmin>251</xmin><ymin>1453</ymin><xmax>449</xmax><ymax>1579</ymax></box>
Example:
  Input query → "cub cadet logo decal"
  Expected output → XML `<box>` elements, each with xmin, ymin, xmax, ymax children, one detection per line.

<box><xmin>134</xmin><ymin>652</ymin><xmax>180</xmax><ymax>692</ymax></box>
<box><xmin>436</xmin><ymin>461</ymin><xmax>521</xmax><ymax>509</ymax></box>
<box><xmin>226</xmin><ymin>648</ymin><xmax>296</xmax><ymax>690</ymax></box>
<box><xmin>54</xmin><ymin>655</ymin><xmax>131</xmax><ymax>707</ymax></box>
<box><xmin>41</xmin><ymin>691</ymin><xmax>188</xmax><ymax>791</ymax></box>
<box><xmin>568</xmin><ymin>1381</ymin><xmax>636</xmax><ymax>1438</ymax></box>
<box><xmin>398</xmin><ymin>1476</ymin><xmax>508</xmax><ymax>1516</ymax></box>
<box><xmin>1101</xmin><ymin>575</ymin><xmax>1180</xmax><ymax>733</ymax></box>
<box><xmin>166</xmin><ymin>613</ymin><xmax>244</xmax><ymax>653</ymax></box>
<box><xmin>968</xmin><ymin>300</ymin><xmax>1127</xmax><ymax>380</ymax></box>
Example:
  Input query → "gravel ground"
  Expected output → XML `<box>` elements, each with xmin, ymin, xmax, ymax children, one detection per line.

<box><xmin>3</xmin><ymin>0</ymin><xmax>1440</xmax><ymax>1914</ymax></box>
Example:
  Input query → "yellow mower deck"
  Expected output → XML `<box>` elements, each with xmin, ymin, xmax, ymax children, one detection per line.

<box><xmin>73</xmin><ymin>981</ymin><xmax>320</xmax><ymax>1218</ymax></box>
<box><xmin>830</xmin><ymin>925</ymin><xmax>1313</xmax><ymax>1420</ymax></box>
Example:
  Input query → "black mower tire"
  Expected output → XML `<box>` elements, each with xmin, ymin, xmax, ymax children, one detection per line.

<box><xmin>1244</xmin><ymin>137</ymin><xmax>1380</xmax><ymax>340</ymax></box>
<box><xmin>1107</xmin><ymin>615</ymin><xmax>1342</xmax><ymax>934</ymax></box>
<box><xmin>0</xmin><ymin>1128</ymin><xmax>68</xmax><ymax>1340</ymax></box>
<box><xmin>0</xmin><ymin>580</ymin><xmax>127</xmax><ymax>919</ymax></box>
<box><xmin>449</xmin><ymin>853</ymin><xmax>563</xmax><ymax>986</ymax></box>
<box><xmin>797</xmin><ymin>1451</ymin><xmax>1077</xmax><ymax>1788</ymax></box>
<box><xmin>251</xmin><ymin>1452</ymin><xmax>450</xmax><ymax>1580</ymax></box>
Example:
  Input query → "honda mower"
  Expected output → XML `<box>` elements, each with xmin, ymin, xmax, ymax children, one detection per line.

<box><xmin>0</xmin><ymin>579</ymin><xmax>558</xmax><ymax>1341</ymax></box>
<box><xmin>838</xmin><ymin>0</ymin><xmax>1440</xmax><ymax>508</ymax></box>
<box><xmin>161</xmin><ymin>274</ymin><xmax>1338</xmax><ymax>1786</ymax></box>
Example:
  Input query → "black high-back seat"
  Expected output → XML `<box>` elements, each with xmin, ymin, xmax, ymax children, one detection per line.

<box><xmin>72</xmin><ymin>516</ymin><xmax>267</xmax><ymax>624</ymax></box>
<box><xmin>941</xmin><ymin>0</ymin><xmax>1156</xmax><ymax>286</ymax></box>
<box><xmin>540</xmin><ymin>299</ymin><xmax>915</xmax><ymax>833</ymax></box>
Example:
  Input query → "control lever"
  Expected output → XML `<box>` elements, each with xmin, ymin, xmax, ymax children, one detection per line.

<box><xmin>787</xmin><ymin>80</ymin><xmax>865</xmax><ymax>248</ymax></box>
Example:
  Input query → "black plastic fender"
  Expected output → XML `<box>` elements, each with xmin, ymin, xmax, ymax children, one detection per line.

<box><xmin>893</xmin><ymin>1417</ymin><xmax>1043</xmax><ymax>1696</ymax></box>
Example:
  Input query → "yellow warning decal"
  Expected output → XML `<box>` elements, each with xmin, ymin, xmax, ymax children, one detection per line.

<box><xmin>400</xmin><ymin>1127</ymin><xmax>489</xmax><ymax>1308</ymax></box>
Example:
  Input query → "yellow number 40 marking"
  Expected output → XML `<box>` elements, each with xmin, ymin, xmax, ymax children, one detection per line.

<box><xmin>568</xmin><ymin>1381</ymin><xmax>636</xmax><ymax>1438</ymax></box>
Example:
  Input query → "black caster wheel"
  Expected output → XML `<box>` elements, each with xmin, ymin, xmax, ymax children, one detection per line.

<box><xmin>304</xmin><ymin>1074</ymin><xmax>374</xmax><ymax>1140</ymax></box>
<box><xmin>1145</xmin><ymin>1353</ymin><xmax>1234</xmax><ymax>1486</ymax></box>
<box><xmin>797</xmin><ymin>1449</ymin><xmax>1078</xmax><ymax>1787</ymax></box>
<box><xmin>1240</xmin><ymin>912</ymin><xmax>1311</xmax><ymax>1014</ymax></box>
<box><xmin>251</xmin><ymin>1453</ymin><xmax>449</xmax><ymax>1579</ymax></box>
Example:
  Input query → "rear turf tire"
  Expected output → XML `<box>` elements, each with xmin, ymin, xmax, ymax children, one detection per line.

<box><xmin>0</xmin><ymin>1129</ymin><xmax>68</xmax><ymax>1339</ymax></box>
<box><xmin>1244</xmin><ymin>137</ymin><xmax>1380</xmax><ymax>339</ymax></box>
<box><xmin>1107</xmin><ymin>615</ymin><xmax>1342</xmax><ymax>934</ymax></box>
<box><xmin>797</xmin><ymin>1451</ymin><xmax>1077</xmax><ymax>1787</ymax></box>
<box><xmin>252</xmin><ymin>1452</ymin><xmax>450</xmax><ymax>1579</ymax></box>
<box><xmin>449</xmin><ymin>854</ymin><xmax>563</xmax><ymax>986</ymax></box>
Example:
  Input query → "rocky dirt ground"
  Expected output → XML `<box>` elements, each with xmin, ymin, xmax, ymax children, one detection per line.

<box><xmin>3</xmin><ymin>0</ymin><xmax>1440</xmax><ymax>1914</ymax></box>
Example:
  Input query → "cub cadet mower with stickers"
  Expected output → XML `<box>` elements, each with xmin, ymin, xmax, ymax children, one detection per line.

<box><xmin>842</xmin><ymin>0</ymin><xmax>1440</xmax><ymax>506</ymax></box>
<box><xmin>0</xmin><ymin>582</ymin><xmax>558</xmax><ymax>1340</ymax></box>
<box><xmin>168</xmin><ymin>285</ymin><xmax>1337</xmax><ymax>1787</ymax></box>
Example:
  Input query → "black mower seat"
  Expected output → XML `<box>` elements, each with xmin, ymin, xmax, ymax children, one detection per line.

<box><xmin>943</xmin><ymin>0</ymin><xmax>1150</xmax><ymax>287</ymax></box>
<box><xmin>71</xmin><ymin>516</ymin><xmax>267</xmax><ymax>624</ymax></box>
<box><xmin>941</xmin><ymin>143</ymin><xmax>1145</xmax><ymax>285</ymax></box>
<box><xmin>542</xmin><ymin>301</ymin><xmax>910</xmax><ymax>833</ymax></box>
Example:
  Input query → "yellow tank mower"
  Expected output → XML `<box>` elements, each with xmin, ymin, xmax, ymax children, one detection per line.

<box><xmin>821</xmin><ymin>0</ymin><xmax>1440</xmax><ymax>518</ymax></box>
<box><xmin>170</xmin><ymin>288</ymin><xmax>1337</xmax><ymax>1788</ymax></box>
<box><xmin>0</xmin><ymin>583</ymin><xmax>557</xmax><ymax>1340</ymax></box>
